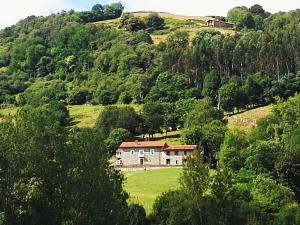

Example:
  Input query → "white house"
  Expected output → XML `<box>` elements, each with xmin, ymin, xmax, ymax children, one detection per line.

<box><xmin>116</xmin><ymin>141</ymin><xmax>197</xmax><ymax>166</ymax></box>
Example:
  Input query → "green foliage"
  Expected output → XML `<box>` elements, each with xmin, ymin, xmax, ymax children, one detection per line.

<box><xmin>276</xmin><ymin>150</ymin><xmax>300</xmax><ymax>201</ymax></box>
<box><xmin>105</xmin><ymin>128</ymin><xmax>131</xmax><ymax>155</ymax></box>
<box><xmin>227</xmin><ymin>6</ymin><xmax>256</xmax><ymax>30</ymax></box>
<box><xmin>66</xmin><ymin>129</ymin><xmax>128</xmax><ymax>224</ymax></box>
<box><xmin>144</xmin><ymin>13</ymin><xmax>165</xmax><ymax>30</ymax></box>
<box><xmin>274</xmin><ymin>204</ymin><xmax>300</xmax><ymax>225</ymax></box>
<box><xmin>17</xmin><ymin>80</ymin><xmax>66</xmax><ymax>106</ymax></box>
<box><xmin>126</xmin><ymin>204</ymin><xmax>148</xmax><ymax>225</ymax></box>
<box><xmin>185</xmin><ymin>98</ymin><xmax>224</xmax><ymax>128</ymax></box>
<box><xmin>122</xmin><ymin>15</ymin><xmax>146</xmax><ymax>32</ymax></box>
<box><xmin>142</xmin><ymin>102</ymin><xmax>165</xmax><ymax>135</ymax></box>
<box><xmin>95</xmin><ymin>106</ymin><xmax>141</xmax><ymax>137</ymax></box>
<box><xmin>243</xmin><ymin>141</ymin><xmax>283</xmax><ymax>174</ymax></box>
<box><xmin>145</xmin><ymin>73</ymin><xmax>191</xmax><ymax>102</ymax></box>
<box><xmin>218</xmin><ymin>129</ymin><xmax>249</xmax><ymax>171</ymax></box>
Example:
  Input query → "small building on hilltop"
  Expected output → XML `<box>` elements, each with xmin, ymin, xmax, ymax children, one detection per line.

<box><xmin>207</xmin><ymin>19</ymin><xmax>234</xmax><ymax>29</ymax></box>
<box><xmin>116</xmin><ymin>141</ymin><xmax>197</xmax><ymax>166</ymax></box>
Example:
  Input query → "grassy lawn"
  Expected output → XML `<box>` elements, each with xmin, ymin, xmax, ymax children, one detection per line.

<box><xmin>124</xmin><ymin>168</ymin><xmax>182</xmax><ymax>214</ymax></box>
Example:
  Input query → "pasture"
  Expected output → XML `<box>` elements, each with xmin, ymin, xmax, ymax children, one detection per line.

<box><xmin>123</xmin><ymin>168</ymin><xmax>182</xmax><ymax>214</ymax></box>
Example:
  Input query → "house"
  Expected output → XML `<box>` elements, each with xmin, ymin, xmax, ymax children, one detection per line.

<box><xmin>116</xmin><ymin>141</ymin><xmax>197</xmax><ymax>166</ymax></box>
<box><xmin>207</xmin><ymin>19</ymin><xmax>234</xmax><ymax>29</ymax></box>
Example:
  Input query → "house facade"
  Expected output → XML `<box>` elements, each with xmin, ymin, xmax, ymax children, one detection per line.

<box><xmin>207</xmin><ymin>19</ymin><xmax>234</xmax><ymax>29</ymax></box>
<box><xmin>116</xmin><ymin>141</ymin><xmax>197</xmax><ymax>166</ymax></box>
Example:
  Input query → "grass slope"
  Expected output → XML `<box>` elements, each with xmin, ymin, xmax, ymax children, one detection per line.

<box><xmin>227</xmin><ymin>105</ymin><xmax>272</xmax><ymax>132</ymax></box>
<box><xmin>124</xmin><ymin>168</ymin><xmax>182</xmax><ymax>214</ymax></box>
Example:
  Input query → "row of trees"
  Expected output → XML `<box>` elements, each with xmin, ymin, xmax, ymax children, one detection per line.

<box><xmin>119</xmin><ymin>13</ymin><xmax>165</xmax><ymax>32</ymax></box>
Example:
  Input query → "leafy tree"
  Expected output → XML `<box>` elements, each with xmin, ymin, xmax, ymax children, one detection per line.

<box><xmin>144</xmin><ymin>13</ymin><xmax>165</xmax><ymax>30</ymax></box>
<box><xmin>95</xmin><ymin>106</ymin><xmax>141</xmax><ymax>137</ymax></box>
<box><xmin>218</xmin><ymin>129</ymin><xmax>249</xmax><ymax>171</ymax></box>
<box><xmin>185</xmin><ymin>98</ymin><xmax>224</xmax><ymax>128</ymax></box>
<box><xmin>276</xmin><ymin>150</ymin><xmax>300</xmax><ymax>201</ymax></box>
<box><xmin>145</xmin><ymin>73</ymin><xmax>190</xmax><ymax>102</ymax></box>
<box><xmin>142</xmin><ymin>102</ymin><xmax>165</xmax><ymax>136</ymax></box>
<box><xmin>105</xmin><ymin>128</ymin><xmax>131</xmax><ymax>155</ymax></box>
<box><xmin>119</xmin><ymin>14</ymin><xmax>146</xmax><ymax>32</ymax></box>
<box><xmin>219</xmin><ymin>78</ymin><xmax>245</xmax><ymax>113</ymax></box>
<box><xmin>243</xmin><ymin>141</ymin><xmax>283</xmax><ymax>174</ymax></box>
<box><xmin>126</xmin><ymin>204</ymin><xmax>147</xmax><ymax>225</ymax></box>
<box><xmin>66</xmin><ymin>129</ymin><xmax>129</xmax><ymax>225</ymax></box>
<box><xmin>249</xmin><ymin>4</ymin><xmax>268</xmax><ymax>18</ymax></box>
<box><xmin>201</xmin><ymin>70</ymin><xmax>220</xmax><ymax>102</ymax></box>
<box><xmin>227</xmin><ymin>7</ymin><xmax>255</xmax><ymax>30</ymax></box>
<box><xmin>274</xmin><ymin>204</ymin><xmax>300</xmax><ymax>225</ymax></box>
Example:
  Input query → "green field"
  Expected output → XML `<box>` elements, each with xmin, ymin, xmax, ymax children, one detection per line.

<box><xmin>124</xmin><ymin>168</ymin><xmax>182</xmax><ymax>213</ymax></box>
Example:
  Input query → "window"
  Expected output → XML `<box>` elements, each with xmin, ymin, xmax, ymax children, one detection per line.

<box><xmin>184</xmin><ymin>151</ymin><xmax>187</xmax><ymax>156</ymax></box>
<box><xmin>150</xmin><ymin>149</ymin><xmax>154</xmax><ymax>155</ymax></box>
<box><xmin>139</xmin><ymin>150</ymin><xmax>144</xmax><ymax>157</ymax></box>
<box><xmin>166</xmin><ymin>151</ymin><xmax>170</xmax><ymax>156</ymax></box>
<box><xmin>175</xmin><ymin>151</ymin><xmax>179</xmax><ymax>156</ymax></box>
<box><xmin>131</xmin><ymin>150</ymin><xmax>135</xmax><ymax>155</ymax></box>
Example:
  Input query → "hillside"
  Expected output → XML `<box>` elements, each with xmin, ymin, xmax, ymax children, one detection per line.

<box><xmin>94</xmin><ymin>11</ymin><xmax>235</xmax><ymax>44</ymax></box>
<box><xmin>227</xmin><ymin>105</ymin><xmax>272</xmax><ymax>132</ymax></box>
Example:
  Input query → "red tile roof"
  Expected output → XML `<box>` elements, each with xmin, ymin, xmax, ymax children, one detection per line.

<box><xmin>119</xmin><ymin>141</ymin><xmax>167</xmax><ymax>148</ymax></box>
<box><xmin>163</xmin><ymin>145</ymin><xmax>198</xmax><ymax>151</ymax></box>
<box><xmin>118</xmin><ymin>141</ymin><xmax>197</xmax><ymax>151</ymax></box>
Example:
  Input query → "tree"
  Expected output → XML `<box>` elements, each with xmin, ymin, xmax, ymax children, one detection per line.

<box><xmin>105</xmin><ymin>128</ymin><xmax>131</xmax><ymax>155</ymax></box>
<box><xmin>276</xmin><ymin>150</ymin><xmax>300</xmax><ymax>201</ymax></box>
<box><xmin>126</xmin><ymin>204</ymin><xmax>147</xmax><ymax>225</ymax></box>
<box><xmin>201</xmin><ymin>70</ymin><xmax>220</xmax><ymax>102</ymax></box>
<box><xmin>66</xmin><ymin>129</ymin><xmax>129</xmax><ymax>225</ymax></box>
<box><xmin>0</xmin><ymin>104</ymin><xmax>69</xmax><ymax>225</ymax></box>
<box><xmin>219</xmin><ymin>79</ymin><xmax>244</xmax><ymax>113</ymax></box>
<box><xmin>95</xmin><ymin>106</ymin><xmax>141</xmax><ymax>137</ymax></box>
<box><xmin>243</xmin><ymin>141</ymin><xmax>283</xmax><ymax>174</ymax></box>
<box><xmin>249</xmin><ymin>4</ymin><xmax>267</xmax><ymax>18</ymax></box>
<box><xmin>119</xmin><ymin>14</ymin><xmax>146</xmax><ymax>32</ymax></box>
<box><xmin>227</xmin><ymin>7</ymin><xmax>255</xmax><ymax>30</ymax></box>
<box><xmin>142</xmin><ymin>102</ymin><xmax>165</xmax><ymax>137</ymax></box>
<box><xmin>218</xmin><ymin>129</ymin><xmax>249</xmax><ymax>171</ymax></box>
<box><xmin>144</xmin><ymin>13</ymin><xmax>165</xmax><ymax>30</ymax></box>
<box><xmin>274</xmin><ymin>204</ymin><xmax>300</xmax><ymax>225</ymax></box>
<box><xmin>185</xmin><ymin>98</ymin><xmax>224</xmax><ymax>128</ymax></box>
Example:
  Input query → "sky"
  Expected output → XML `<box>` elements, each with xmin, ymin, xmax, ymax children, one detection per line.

<box><xmin>1</xmin><ymin>0</ymin><xmax>300</xmax><ymax>29</ymax></box>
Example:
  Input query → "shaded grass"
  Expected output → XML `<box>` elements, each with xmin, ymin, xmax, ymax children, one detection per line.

<box><xmin>123</xmin><ymin>168</ymin><xmax>182</xmax><ymax>214</ymax></box>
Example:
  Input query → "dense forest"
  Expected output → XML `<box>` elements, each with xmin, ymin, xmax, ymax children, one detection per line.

<box><xmin>1</xmin><ymin>3</ymin><xmax>300</xmax><ymax>111</ymax></box>
<box><xmin>0</xmin><ymin>2</ymin><xmax>300</xmax><ymax>225</ymax></box>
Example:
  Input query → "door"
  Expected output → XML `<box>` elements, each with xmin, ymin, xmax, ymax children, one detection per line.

<box><xmin>166</xmin><ymin>159</ymin><xmax>170</xmax><ymax>165</ymax></box>
<box><xmin>140</xmin><ymin>158</ymin><xmax>144</xmax><ymax>165</ymax></box>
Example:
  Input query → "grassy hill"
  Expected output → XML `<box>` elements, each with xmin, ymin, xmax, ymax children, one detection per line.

<box><xmin>94</xmin><ymin>11</ymin><xmax>235</xmax><ymax>44</ymax></box>
<box><xmin>124</xmin><ymin>168</ymin><xmax>182</xmax><ymax>214</ymax></box>
<box><xmin>227</xmin><ymin>105</ymin><xmax>272</xmax><ymax>132</ymax></box>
